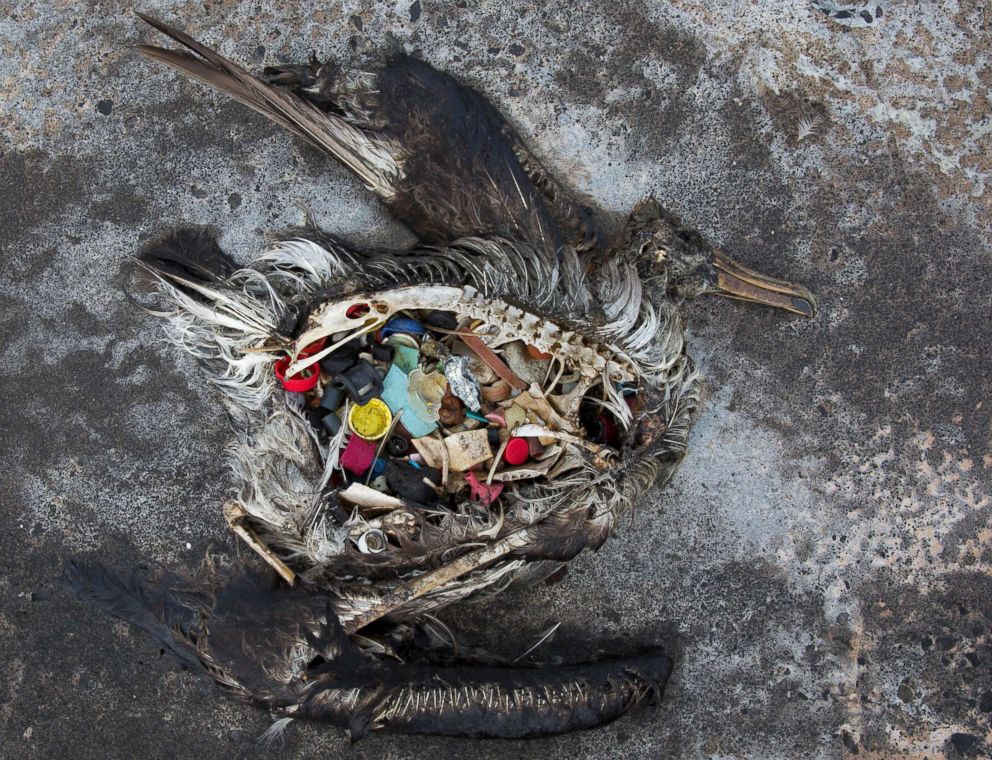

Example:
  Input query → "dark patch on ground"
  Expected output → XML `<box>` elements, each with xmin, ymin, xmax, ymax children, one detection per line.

<box><xmin>858</xmin><ymin>572</ymin><xmax>992</xmax><ymax>756</ymax></box>
<box><xmin>1</xmin><ymin>150</ymin><xmax>90</xmax><ymax>243</ymax></box>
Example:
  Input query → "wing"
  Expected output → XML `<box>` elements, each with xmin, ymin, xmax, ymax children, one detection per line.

<box><xmin>137</xmin><ymin>14</ymin><xmax>598</xmax><ymax>251</ymax></box>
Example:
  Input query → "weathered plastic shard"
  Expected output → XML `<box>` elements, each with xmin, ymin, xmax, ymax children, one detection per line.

<box><xmin>407</xmin><ymin>369</ymin><xmax>447</xmax><ymax>421</ymax></box>
<box><xmin>441</xmin><ymin>429</ymin><xmax>492</xmax><ymax>471</ymax></box>
<box><xmin>443</xmin><ymin>355</ymin><xmax>482</xmax><ymax>411</ymax></box>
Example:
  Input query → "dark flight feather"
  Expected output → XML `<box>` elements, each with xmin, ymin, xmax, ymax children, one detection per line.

<box><xmin>138</xmin><ymin>13</ymin><xmax>598</xmax><ymax>252</ymax></box>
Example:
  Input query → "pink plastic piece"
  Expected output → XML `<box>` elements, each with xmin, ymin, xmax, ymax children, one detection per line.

<box><xmin>465</xmin><ymin>470</ymin><xmax>504</xmax><ymax>506</ymax></box>
<box><xmin>485</xmin><ymin>410</ymin><xmax>506</xmax><ymax>428</ymax></box>
<box><xmin>341</xmin><ymin>436</ymin><xmax>377</xmax><ymax>475</ymax></box>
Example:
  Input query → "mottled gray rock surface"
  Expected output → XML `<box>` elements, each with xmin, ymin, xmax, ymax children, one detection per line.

<box><xmin>2</xmin><ymin>1</ymin><xmax>990</xmax><ymax>758</ymax></box>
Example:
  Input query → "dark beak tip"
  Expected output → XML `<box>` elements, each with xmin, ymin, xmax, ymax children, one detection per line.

<box><xmin>792</xmin><ymin>295</ymin><xmax>816</xmax><ymax>318</ymax></box>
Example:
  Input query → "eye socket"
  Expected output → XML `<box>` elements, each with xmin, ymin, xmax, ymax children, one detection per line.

<box><xmin>346</xmin><ymin>303</ymin><xmax>370</xmax><ymax>319</ymax></box>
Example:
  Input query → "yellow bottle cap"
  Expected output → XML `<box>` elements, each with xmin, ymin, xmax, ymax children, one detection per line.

<box><xmin>348</xmin><ymin>398</ymin><xmax>392</xmax><ymax>440</ymax></box>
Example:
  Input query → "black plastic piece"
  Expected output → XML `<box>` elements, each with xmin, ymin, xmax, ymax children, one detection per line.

<box><xmin>320</xmin><ymin>384</ymin><xmax>345</xmax><ymax>411</ymax></box>
<box><xmin>371</xmin><ymin>343</ymin><xmax>395</xmax><ymax>363</ymax></box>
<box><xmin>319</xmin><ymin>338</ymin><xmax>362</xmax><ymax>375</ymax></box>
<box><xmin>385</xmin><ymin>460</ymin><xmax>440</xmax><ymax>504</ymax></box>
<box><xmin>321</xmin><ymin>412</ymin><xmax>342</xmax><ymax>436</ymax></box>
<box><xmin>487</xmin><ymin>427</ymin><xmax>501</xmax><ymax>448</ymax></box>
<box><xmin>386</xmin><ymin>435</ymin><xmax>410</xmax><ymax>457</ymax></box>
<box><xmin>423</xmin><ymin>310</ymin><xmax>458</xmax><ymax>331</ymax></box>
<box><xmin>333</xmin><ymin>359</ymin><xmax>383</xmax><ymax>405</ymax></box>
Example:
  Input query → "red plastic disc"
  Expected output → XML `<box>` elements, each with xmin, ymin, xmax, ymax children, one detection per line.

<box><xmin>503</xmin><ymin>437</ymin><xmax>530</xmax><ymax>466</ymax></box>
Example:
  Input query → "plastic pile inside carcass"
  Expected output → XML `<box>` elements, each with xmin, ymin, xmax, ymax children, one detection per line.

<box><xmin>276</xmin><ymin>309</ymin><xmax>629</xmax><ymax>538</ymax></box>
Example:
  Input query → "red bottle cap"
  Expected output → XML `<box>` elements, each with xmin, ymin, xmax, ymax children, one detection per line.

<box><xmin>273</xmin><ymin>355</ymin><xmax>320</xmax><ymax>392</ymax></box>
<box><xmin>297</xmin><ymin>337</ymin><xmax>327</xmax><ymax>358</ymax></box>
<box><xmin>504</xmin><ymin>437</ymin><xmax>529</xmax><ymax>466</ymax></box>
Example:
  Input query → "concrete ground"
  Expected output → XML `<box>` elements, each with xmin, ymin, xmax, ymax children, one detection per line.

<box><xmin>2</xmin><ymin>1</ymin><xmax>990</xmax><ymax>758</ymax></box>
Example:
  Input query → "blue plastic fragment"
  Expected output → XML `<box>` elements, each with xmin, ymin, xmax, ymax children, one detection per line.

<box><xmin>381</xmin><ymin>365</ymin><xmax>436</xmax><ymax>437</ymax></box>
<box><xmin>381</xmin><ymin>316</ymin><xmax>428</xmax><ymax>339</ymax></box>
<box><xmin>371</xmin><ymin>457</ymin><xmax>387</xmax><ymax>478</ymax></box>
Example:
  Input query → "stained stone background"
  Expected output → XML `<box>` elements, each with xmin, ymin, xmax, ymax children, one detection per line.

<box><xmin>2</xmin><ymin>1</ymin><xmax>990</xmax><ymax>758</ymax></box>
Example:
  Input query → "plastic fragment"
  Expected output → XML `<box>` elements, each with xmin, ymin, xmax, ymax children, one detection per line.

<box><xmin>411</xmin><ymin>436</ymin><xmax>446</xmax><ymax>469</ymax></box>
<box><xmin>460</xmin><ymin>333</ymin><xmax>527</xmax><ymax>391</ymax></box>
<box><xmin>320</xmin><ymin>383</ymin><xmax>345</xmax><ymax>410</ymax></box>
<box><xmin>371</xmin><ymin>343</ymin><xmax>395</xmax><ymax>363</ymax></box>
<box><xmin>438</xmin><ymin>390</ymin><xmax>466</xmax><ymax>427</ymax></box>
<box><xmin>381</xmin><ymin>366</ymin><xmax>436</xmax><ymax>437</ymax></box>
<box><xmin>407</xmin><ymin>369</ymin><xmax>447</xmax><ymax>421</ymax></box>
<box><xmin>318</xmin><ymin>338</ymin><xmax>362</xmax><ymax>375</ymax></box>
<box><xmin>465</xmin><ymin>470</ymin><xmax>504</xmax><ymax>506</ymax></box>
<box><xmin>386</xmin><ymin>340</ymin><xmax>421</xmax><ymax>374</ymax></box>
<box><xmin>443</xmin><ymin>429</ymin><xmax>493</xmax><ymax>471</ymax></box>
<box><xmin>356</xmin><ymin>529</ymin><xmax>388</xmax><ymax>554</ymax></box>
<box><xmin>334</xmin><ymin>359</ymin><xmax>382</xmax><ymax>404</ymax></box>
<box><xmin>341</xmin><ymin>436</ymin><xmax>377</xmax><ymax>475</ymax></box>
<box><xmin>501</xmin><ymin>341</ymin><xmax>550</xmax><ymax>387</ymax></box>
<box><xmin>381</xmin><ymin>316</ymin><xmax>428</xmax><ymax>339</ymax></box>
<box><xmin>386</xmin><ymin>435</ymin><xmax>409</xmax><ymax>457</ymax></box>
<box><xmin>273</xmin><ymin>356</ymin><xmax>320</xmax><ymax>392</ymax></box>
<box><xmin>321</xmin><ymin>412</ymin><xmax>342</xmax><ymax>435</ymax></box>
<box><xmin>385</xmin><ymin>460</ymin><xmax>440</xmax><ymax>503</ymax></box>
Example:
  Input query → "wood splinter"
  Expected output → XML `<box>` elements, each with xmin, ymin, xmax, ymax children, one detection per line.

<box><xmin>223</xmin><ymin>501</ymin><xmax>296</xmax><ymax>584</ymax></box>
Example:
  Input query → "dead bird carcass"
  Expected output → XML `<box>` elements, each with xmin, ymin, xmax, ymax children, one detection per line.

<box><xmin>65</xmin><ymin>13</ymin><xmax>816</xmax><ymax>740</ymax></box>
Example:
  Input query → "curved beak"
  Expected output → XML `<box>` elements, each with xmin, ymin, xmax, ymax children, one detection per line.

<box><xmin>711</xmin><ymin>249</ymin><xmax>817</xmax><ymax>317</ymax></box>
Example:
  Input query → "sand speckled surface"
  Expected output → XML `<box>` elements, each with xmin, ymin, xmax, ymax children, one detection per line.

<box><xmin>2</xmin><ymin>2</ymin><xmax>990</xmax><ymax>758</ymax></box>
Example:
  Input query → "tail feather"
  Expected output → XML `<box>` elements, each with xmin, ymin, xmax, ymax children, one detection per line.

<box><xmin>136</xmin><ymin>12</ymin><xmax>401</xmax><ymax>198</ymax></box>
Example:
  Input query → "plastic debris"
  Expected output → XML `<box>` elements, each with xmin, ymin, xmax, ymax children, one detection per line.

<box><xmin>321</xmin><ymin>411</ymin><xmax>342</xmax><ymax>436</ymax></box>
<box><xmin>460</xmin><ymin>333</ymin><xmax>527</xmax><ymax>391</ymax></box>
<box><xmin>501</xmin><ymin>341</ymin><xmax>550</xmax><ymax>387</ymax></box>
<box><xmin>320</xmin><ymin>383</ymin><xmax>345</xmax><ymax>410</ymax></box>
<box><xmin>480</xmin><ymin>379</ymin><xmax>512</xmax><ymax>402</ymax></box>
<box><xmin>318</xmin><ymin>337</ymin><xmax>361</xmax><ymax>375</ymax></box>
<box><xmin>385</xmin><ymin>459</ymin><xmax>440</xmax><ymax>503</ymax></box>
<box><xmin>443</xmin><ymin>429</ymin><xmax>492</xmax><ymax>472</ymax></box>
<box><xmin>443</xmin><ymin>356</ymin><xmax>482</xmax><ymax>411</ymax></box>
<box><xmin>410</xmin><ymin>435</ymin><xmax>443</xmax><ymax>468</ymax></box>
<box><xmin>274</xmin><ymin>355</ymin><xmax>320</xmax><ymax>392</ymax></box>
<box><xmin>387</xmin><ymin>339</ymin><xmax>421</xmax><ymax>374</ymax></box>
<box><xmin>381</xmin><ymin>365</ymin><xmax>436</xmax><ymax>437</ymax></box>
<box><xmin>341</xmin><ymin>436</ymin><xmax>377</xmax><ymax>475</ymax></box>
<box><xmin>465</xmin><ymin>470</ymin><xmax>504</xmax><ymax>506</ymax></box>
<box><xmin>269</xmin><ymin>301</ymin><xmax>632</xmax><ymax>532</ymax></box>
<box><xmin>335</xmin><ymin>359</ymin><xmax>383</xmax><ymax>404</ymax></box>
<box><xmin>503</xmin><ymin>437</ymin><xmax>529</xmax><ymax>466</ymax></box>
<box><xmin>386</xmin><ymin>435</ymin><xmax>410</xmax><ymax>457</ymax></box>
<box><xmin>371</xmin><ymin>343</ymin><xmax>395</xmax><ymax>363</ymax></box>
<box><xmin>438</xmin><ymin>390</ymin><xmax>466</xmax><ymax>427</ymax></box>
<box><xmin>504</xmin><ymin>404</ymin><xmax>527</xmax><ymax>431</ymax></box>
<box><xmin>407</xmin><ymin>369</ymin><xmax>447</xmax><ymax>421</ymax></box>
<box><xmin>381</xmin><ymin>316</ymin><xmax>429</xmax><ymax>339</ymax></box>
<box><xmin>355</xmin><ymin>528</ymin><xmax>388</xmax><ymax>554</ymax></box>
<box><xmin>348</xmin><ymin>398</ymin><xmax>392</xmax><ymax>440</ymax></box>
